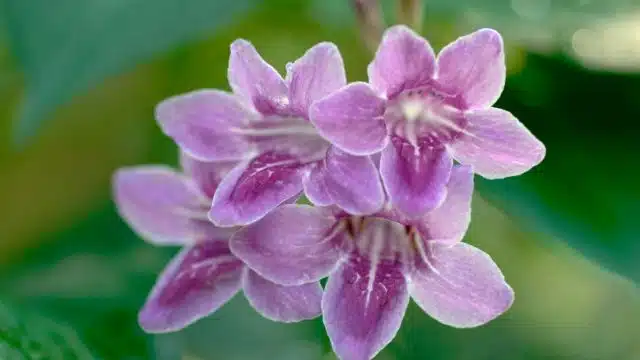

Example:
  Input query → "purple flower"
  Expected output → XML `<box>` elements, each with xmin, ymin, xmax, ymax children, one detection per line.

<box><xmin>310</xmin><ymin>25</ymin><xmax>545</xmax><ymax>218</ymax></box>
<box><xmin>156</xmin><ymin>40</ymin><xmax>384</xmax><ymax>227</ymax></box>
<box><xmin>230</xmin><ymin>165</ymin><xmax>514</xmax><ymax>360</ymax></box>
<box><xmin>112</xmin><ymin>153</ymin><xmax>323</xmax><ymax>333</ymax></box>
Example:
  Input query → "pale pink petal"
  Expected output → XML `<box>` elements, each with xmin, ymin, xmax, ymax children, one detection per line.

<box><xmin>321</xmin><ymin>147</ymin><xmax>384</xmax><ymax>215</ymax></box>
<box><xmin>449</xmin><ymin>108</ymin><xmax>545</xmax><ymax>179</ymax></box>
<box><xmin>410</xmin><ymin>242</ymin><xmax>514</xmax><ymax>328</ymax></box>
<box><xmin>230</xmin><ymin>204</ymin><xmax>344</xmax><ymax>286</ymax></box>
<box><xmin>113</xmin><ymin>166</ymin><xmax>207</xmax><ymax>246</ymax></box>
<box><xmin>156</xmin><ymin>90</ymin><xmax>258</xmax><ymax>161</ymax></box>
<box><xmin>368</xmin><ymin>25</ymin><xmax>436</xmax><ymax>98</ymax></box>
<box><xmin>309</xmin><ymin>82</ymin><xmax>387</xmax><ymax>156</ymax></box>
<box><xmin>287</xmin><ymin>42</ymin><xmax>346</xmax><ymax>116</ymax></box>
<box><xmin>436</xmin><ymin>29</ymin><xmax>505</xmax><ymax>109</ymax></box>
<box><xmin>228</xmin><ymin>39</ymin><xmax>289</xmax><ymax>115</ymax></box>
<box><xmin>417</xmin><ymin>165</ymin><xmax>474</xmax><ymax>244</ymax></box>
<box><xmin>243</xmin><ymin>270</ymin><xmax>322</xmax><ymax>322</ymax></box>
<box><xmin>302</xmin><ymin>163</ymin><xmax>334</xmax><ymax>206</ymax></box>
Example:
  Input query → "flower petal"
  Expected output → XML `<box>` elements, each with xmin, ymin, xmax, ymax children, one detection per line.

<box><xmin>322</xmin><ymin>253</ymin><xmax>409</xmax><ymax>360</ymax></box>
<box><xmin>287</xmin><ymin>42</ymin><xmax>346</xmax><ymax>116</ymax></box>
<box><xmin>380</xmin><ymin>137</ymin><xmax>453</xmax><ymax>218</ymax></box>
<box><xmin>309</xmin><ymin>82</ymin><xmax>387</xmax><ymax>156</ymax></box>
<box><xmin>322</xmin><ymin>146</ymin><xmax>384</xmax><ymax>215</ymax></box>
<box><xmin>156</xmin><ymin>90</ymin><xmax>258</xmax><ymax>161</ymax></box>
<box><xmin>302</xmin><ymin>164</ymin><xmax>334</xmax><ymax>206</ymax></box>
<box><xmin>436</xmin><ymin>28</ymin><xmax>505</xmax><ymax>109</ymax></box>
<box><xmin>180</xmin><ymin>152</ymin><xmax>236</xmax><ymax>199</ymax></box>
<box><xmin>230</xmin><ymin>204</ymin><xmax>344</xmax><ymax>286</ymax></box>
<box><xmin>368</xmin><ymin>25</ymin><xmax>436</xmax><ymax>98</ymax></box>
<box><xmin>417</xmin><ymin>165</ymin><xmax>474</xmax><ymax>243</ymax></box>
<box><xmin>138</xmin><ymin>241</ymin><xmax>244</xmax><ymax>333</ymax></box>
<box><xmin>410</xmin><ymin>241</ymin><xmax>514</xmax><ymax>328</ymax></box>
<box><xmin>228</xmin><ymin>39</ymin><xmax>289</xmax><ymax>115</ymax></box>
<box><xmin>208</xmin><ymin>152</ymin><xmax>307</xmax><ymax>227</ymax></box>
<box><xmin>449</xmin><ymin>108</ymin><xmax>545</xmax><ymax>179</ymax></box>
<box><xmin>113</xmin><ymin>166</ymin><xmax>207</xmax><ymax>246</ymax></box>
<box><xmin>243</xmin><ymin>269</ymin><xmax>322</xmax><ymax>322</ymax></box>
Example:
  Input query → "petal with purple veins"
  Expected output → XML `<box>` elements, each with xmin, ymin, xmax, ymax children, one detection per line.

<box><xmin>156</xmin><ymin>90</ymin><xmax>258</xmax><ymax>161</ymax></box>
<box><xmin>410</xmin><ymin>241</ymin><xmax>514</xmax><ymax>328</ymax></box>
<box><xmin>449</xmin><ymin>107</ymin><xmax>545</xmax><ymax>179</ymax></box>
<box><xmin>208</xmin><ymin>152</ymin><xmax>307</xmax><ymax>227</ymax></box>
<box><xmin>417</xmin><ymin>165</ymin><xmax>474</xmax><ymax>244</ymax></box>
<box><xmin>243</xmin><ymin>269</ymin><xmax>322</xmax><ymax>323</ymax></box>
<box><xmin>230</xmin><ymin>204</ymin><xmax>344</xmax><ymax>286</ymax></box>
<box><xmin>380</xmin><ymin>137</ymin><xmax>453</xmax><ymax>218</ymax></box>
<box><xmin>138</xmin><ymin>240</ymin><xmax>244</xmax><ymax>333</ymax></box>
<box><xmin>180</xmin><ymin>151</ymin><xmax>236</xmax><ymax>199</ymax></box>
<box><xmin>322</xmin><ymin>146</ymin><xmax>384</xmax><ymax>215</ymax></box>
<box><xmin>368</xmin><ymin>25</ymin><xmax>436</xmax><ymax>98</ymax></box>
<box><xmin>113</xmin><ymin>166</ymin><xmax>208</xmax><ymax>246</ymax></box>
<box><xmin>287</xmin><ymin>42</ymin><xmax>346</xmax><ymax>117</ymax></box>
<box><xmin>436</xmin><ymin>29</ymin><xmax>505</xmax><ymax>109</ymax></box>
<box><xmin>309</xmin><ymin>82</ymin><xmax>387</xmax><ymax>156</ymax></box>
<box><xmin>228</xmin><ymin>39</ymin><xmax>289</xmax><ymax>115</ymax></box>
<box><xmin>322</xmin><ymin>252</ymin><xmax>409</xmax><ymax>360</ymax></box>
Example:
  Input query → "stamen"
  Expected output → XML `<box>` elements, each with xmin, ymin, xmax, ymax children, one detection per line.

<box><xmin>364</xmin><ymin>222</ymin><xmax>384</xmax><ymax>309</ymax></box>
<box><xmin>229</xmin><ymin>124</ymin><xmax>319</xmax><ymax>137</ymax></box>
<box><xmin>172</xmin><ymin>207</ymin><xmax>210</xmax><ymax>221</ymax></box>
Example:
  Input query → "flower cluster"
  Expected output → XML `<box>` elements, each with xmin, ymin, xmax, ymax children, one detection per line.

<box><xmin>113</xmin><ymin>25</ymin><xmax>544</xmax><ymax>360</ymax></box>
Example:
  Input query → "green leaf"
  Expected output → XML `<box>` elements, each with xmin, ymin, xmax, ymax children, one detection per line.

<box><xmin>0</xmin><ymin>301</ymin><xmax>95</xmax><ymax>359</ymax></box>
<box><xmin>1</xmin><ymin>0</ymin><xmax>258</xmax><ymax>144</ymax></box>
<box><xmin>480</xmin><ymin>53</ymin><xmax>640</xmax><ymax>282</ymax></box>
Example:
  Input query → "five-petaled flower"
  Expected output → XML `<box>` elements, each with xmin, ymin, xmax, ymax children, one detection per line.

<box><xmin>156</xmin><ymin>40</ymin><xmax>384</xmax><ymax>227</ymax></box>
<box><xmin>113</xmin><ymin>152</ymin><xmax>323</xmax><ymax>332</ymax></box>
<box><xmin>310</xmin><ymin>25</ymin><xmax>545</xmax><ymax>218</ymax></box>
<box><xmin>230</xmin><ymin>165</ymin><xmax>514</xmax><ymax>360</ymax></box>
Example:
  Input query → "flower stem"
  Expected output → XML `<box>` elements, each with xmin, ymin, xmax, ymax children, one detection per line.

<box><xmin>396</xmin><ymin>0</ymin><xmax>423</xmax><ymax>31</ymax></box>
<box><xmin>352</xmin><ymin>0</ymin><xmax>385</xmax><ymax>53</ymax></box>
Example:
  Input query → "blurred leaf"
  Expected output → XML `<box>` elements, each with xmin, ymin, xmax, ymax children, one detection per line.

<box><xmin>0</xmin><ymin>301</ymin><xmax>95</xmax><ymax>359</ymax></box>
<box><xmin>479</xmin><ymin>53</ymin><xmax>640</xmax><ymax>283</ymax></box>
<box><xmin>0</xmin><ymin>204</ymin><xmax>172</xmax><ymax>359</ymax></box>
<box><xmin>1</xmin><ymin>0</ymin><xmax>258</xmax><ymax>144</ymax></box>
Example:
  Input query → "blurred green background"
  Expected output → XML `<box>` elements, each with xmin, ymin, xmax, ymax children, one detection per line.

<box><xmin>1</xmin><ymin>0</ymin><xmax>639</xmax><ymax>359</ymax></box>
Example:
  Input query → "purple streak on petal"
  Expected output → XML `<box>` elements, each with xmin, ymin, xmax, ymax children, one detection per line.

<box><xmin>243</xmin><ymin>269</ymin><xmax>322</xmax><ymax>322</ymax></box>
<box><xmin>287</xmin><ymin>42</ymin><xmax>347</xmax><ymax>117</ymax></box>
<box><xmin>180</xmin><ymin>152</ymin><xmax>236</xmax><ymax>199</ymax></box>
<box><xmin>303</xmin><ymin>163</ymin><xmax>334</xmax><ymax>206</ymax></box>
<box><xmin>322</xmin><ymin>253</ymin><xmax>409</xmax><ymax>360</ymax></box>
<box><xmin>322</xmin><ymin>146</ymin><xmax>384</xmax><ymax>215</ymax></box>
<box><xmin>230</xmin><ymin>204</ymin><xmax>344</xmax><ymax>286</ymax></box>
<box><xmin>240</xmin><ymin>115</ymin><xmax>330</xmax><ymax>160</ymax></box>
<box><xmin>436</xmin><ymin>28</ymin><xmax>505</xmax><ymax>109</ymax></box>
<box><xmin>138</xmin><ymin>240</ymin><xmax>244</xmax><ymax>333</ymax></box>
<box><xmin>113</xmin><ymin>166</ymin><xmax>207</xmax><ymax>246</ymax></box>
<box><xmin>410</xmin><ymin>241</ymin><xmax>514</xmax><ymax>328</ymax></box>
<box><xmin>208</xmin><ymin>152</ymin><xmax>307</xmax><ymax>227</ymax></box>
<box><xmin>417</xmin><ymin>165</ymin><xmax>474</xmax><ymax>244</ymax></box>
<box><xmin>228</xmin><ymin>39</ymin><xmax>289</xmax><ymax>115</ymax></box>
<box><xmin>156</xmin><ymin>90</ymin><xmax>258</xmax><ymax>161</ymax></box>
<box><xmin>380</xmin><ymin>137</ymin><xmax>453</xmax><ymax>218</ymax></box>
<box><xmin>368</xmin><ymin>25</ymin><xmax>436</xmax><ymax>98</ymax></box>
<box><xmin>449</xmin><ymin>108</ymin><xmax>545</xmax><ymax>179</ymax></box>
<box><xmin>309</xmin><ymin>82</ymin><xmax>388</xmax><ymax>156</ymax></box>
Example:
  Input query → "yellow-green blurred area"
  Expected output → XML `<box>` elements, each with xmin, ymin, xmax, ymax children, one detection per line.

<box><xmin>0</xmin><ymin>0</ymin><xmax>639</xmax><ymax>359</ymax></box>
